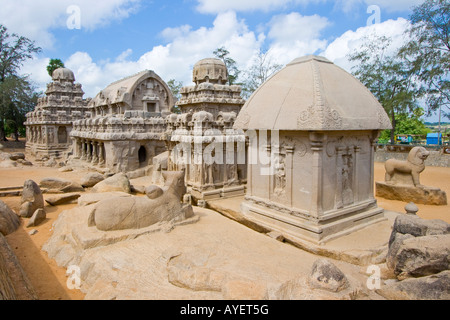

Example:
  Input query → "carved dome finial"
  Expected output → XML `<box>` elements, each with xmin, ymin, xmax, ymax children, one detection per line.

<box><xmin>192</xmin><ymin>58</ymin><xmax>228</xmax><ymax>85</ymax></box>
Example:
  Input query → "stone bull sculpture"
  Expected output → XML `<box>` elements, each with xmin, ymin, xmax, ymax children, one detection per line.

<box><xmin>89</xmin><ymin>171</ymin><xmax>193</xmax><ymax>231</ymax></box>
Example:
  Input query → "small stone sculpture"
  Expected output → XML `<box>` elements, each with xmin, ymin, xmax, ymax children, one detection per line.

<box><xmin>89</xmin><ymin>171</ymin><xmax>194</xmax><ymax>231</ymax></box>
<box><xmin>384</xmin><ymin>146</ymin><xmax>429</xmax><ymax>187</ymax></box>
<box><xmin>376</xmin><ymin>147</ymin><xmax>447</xmax><ymax>205</ymax></box>
<box><xmin>19</xmin><ymin>180</ymin><xmax>45</xmax><ymax>218</ymax></box>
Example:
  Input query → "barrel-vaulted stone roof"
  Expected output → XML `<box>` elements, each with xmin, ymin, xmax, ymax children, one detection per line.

<box><xmin>88</xmin><ymin>70</ymin><xmax>174</xmax><ymax>109</ymax></box>
<box><xmin>234</xmin><ymin>55</ymin><xmax>392</xmax><ymax>131</ymax></box>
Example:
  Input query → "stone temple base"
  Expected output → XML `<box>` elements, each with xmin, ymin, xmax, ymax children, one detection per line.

<box><xmin>376</xmin><ymin>182</ymin><xmax>447</xmax><ymax>206</ymax></box>
<box><xmin>189</xmin><ymin>185</ymin><xmax>245</xmax><ymax>201</ymax></box>
<box><xmin>240</xmin><ymin>198</ymin><xmax>386</xmax><ymax>246</ymax></box>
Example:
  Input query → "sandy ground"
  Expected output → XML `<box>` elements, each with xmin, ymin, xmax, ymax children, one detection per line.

<box><xmin>0</xmin><ymin>145</ymin><xmax>448</xmax><ymax>299</ymax></box>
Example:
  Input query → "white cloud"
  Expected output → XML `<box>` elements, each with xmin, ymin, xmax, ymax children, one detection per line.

<box><xmin>195</xmin><ymin>0</ymin><xmax>326</xmax><ymax>14</ymax></box>
<box><xmin>266</xmin><ymin>12</ymin><xmax>330</xmax><ymax>65</ymax></box>
<box><xmin>21</xmin><ymin>11</ymin><xmax>264</xmax><ymax>98</ymax></box>
<box><xmin>364</xmin><ymin>0</ymin><xmax>423</xmax><ymax>13</ymax></box>
<box><xmin>0</xmin><ymin>0</ymin><xmax>141</xmax><ymax>48</ymax></box>
<box><xmin>321</xmin><ymin>18</ymin><xmax>410</xmax><ymax>72</ymax></box>
<box><xmin>196</xmin><ymin>0</ymin><xmax>419</xmax><ymax>14</ymax></box>
<box><xmin>334</xmin><ymin>0</ymin><xmax>423</xmax><ymax>14</ymax></box>
<box><xmin>268</xmin><ymin>12</ymin><xmax>330</xmax><ymax>44</ymax></box>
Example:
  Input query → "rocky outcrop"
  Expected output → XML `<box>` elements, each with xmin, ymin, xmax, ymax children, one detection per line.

<box><xmin>0</xmin><ymin>233</ymin><xmax>38</xmax><ymax>300</ymax></box>
<box><xmin>382</xmin><ymin>213</ymin><xmax>450</xmax><ymax>299</ymax></box>
<box><xmin>26</xmin><ymin>209</ymin><xmax>47</xmax><ymax>228</ymax></box>
<box><xmin>0</xmin><ymin>200</ymin><xmax>20</xmax><ymax>236</ymax></box>
<box><xmin>377</xmin><ymin>271</ymin><xmax>450</xmax><ymax>300</ymax></box>
<box><xmin>91</xmin><ymin>173</ymin><xmax>131</xmax><ymax>194</ymax></box>
<box><xmin>80</xmin><ymin>173</ymin><xmax>105</xmax><ymax>188</ymax></box>
<box><xmin>39</xmin><ymin>177</ymin><xmax>84</xmax><ymax>193</ymax></box>
<box><xmin>376</xmin><ymin>182</ymin><xmax>447</xmax><ymax>205</ymax></box>
<box><xmin>308</xmin><ymin>259</ymin><xmax>350</xmax><ymax>293</ymax></box>
<box><xmin>388</xmin><ymin>234</ymin><xmax>450</xmax><ymax>279</ymax></box>
<box><xmin>45</xmin><ymin>193</ymin><xmax>81</xmax><ymax>206</ymax></box>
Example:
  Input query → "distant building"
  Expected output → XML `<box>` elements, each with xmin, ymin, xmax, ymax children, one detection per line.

<box><xmin>24</xmin><ymin>68</ymin><xmax>90</xmax><ymax>159</ymax></box>
<box><xmin>70</xmin><ymin>70</ymin><xmax>174</xmax><ymax>173</ymax></box>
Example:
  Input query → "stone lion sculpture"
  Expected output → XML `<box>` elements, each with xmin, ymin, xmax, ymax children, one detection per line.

<box><xmin>384</xmin><ymin>146</ymin><xmax>430</xmax><ymax>187</ymax></box>
<box><xmin>89</xmin><ymin>171</ymin><xmax>194</xmax><ymax>231</ymax></box>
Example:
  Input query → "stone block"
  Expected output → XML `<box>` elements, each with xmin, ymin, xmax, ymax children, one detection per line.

<box><xmin>376</xmin><ymin>182</ymin><xmax>447</xmax><ymax>205</ymax></box>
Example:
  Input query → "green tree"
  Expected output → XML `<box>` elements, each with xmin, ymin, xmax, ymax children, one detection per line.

<box><xmin>241</xmin><ymin>49</ymin><xmax>283</xmax><ymax>99</ymax></box>
<box><xmin>46</xmin><ymin>58</ymin><xmax>65</xmax><ymax>77</ymax></box>
<box><xmin>378</xmin><ymin>108</ymin><xmax>431</xmax><ymax>143</ymax></box>
<box><xmin>399</xmin><ymin>0</ymin><xmax>450</xmax><ymax>120</ymax></box>
<box><xmin>0</xmin><ymin>75</ymin><xmax>40</xmax><ymax>140</ymax></box>
<box><xmin>0</xmin><ymin>24</ymin><xmax>41</xmax><ymax>141</ymax></box>
<box><xmin>213</xmin><ymin>47</ymin><xmax>241</xmax><ymax>85</ymax></box>
<box><xmin>167</xmin><ymin>79</ymin><xmax>183</xmax><ymax>114</ymax></box>
<box><xmin>348</xmin><ymin>34</ymin><xmax>421</xmax><ymax>144</ymax></box>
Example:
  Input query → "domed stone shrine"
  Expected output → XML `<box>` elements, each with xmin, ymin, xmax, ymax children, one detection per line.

<box><xmin>192</xmin><ymin>58</ymin><xmax>228</xmax><ymax>85</ymax></box>
<box><xmin>234</xmin><ymin>55</ymin><xmax>392</xmax><ymax>244</ymax></box>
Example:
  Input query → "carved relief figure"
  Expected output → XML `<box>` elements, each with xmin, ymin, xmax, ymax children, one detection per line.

<box><xmin>274</xmin><ymin>154</ymin><xmax>286</xmax><ymax>195</ymax></box>
<box><xmin>342</xmin><ymin>154</ymin><xmax>354</xmax><ymax>206</ymax></box>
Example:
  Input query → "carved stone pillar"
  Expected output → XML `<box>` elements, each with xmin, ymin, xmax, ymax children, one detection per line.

<box><xmin>98</xmin><ymin>143</ymin><xmax>105</xmax><ymax>167</ymax></box>
<box><xmin>80</xmin><ymin>140</ymin><xmax>86</xmax><ymax>160</ymax></box>
<box><xmin>335</xmin><ymin>146</ymin><xmax>344</xmax><ymax>209</ymax></box>
<box><xmin>74</xmin><ymin>139</ymin><xmax>81</xmax><ymax>159</ymax></box>
<box><xmin>87</xmin><ymin>141</ymin><xmax>93</xmax><ymax>162</ymax></box>
<box><xmin>92</xmin><ymin>141</ymin><xmax>99</xmax><ymax>165</ymax></box>
<box><xmin>309</xmin><ymin>132</ymin><xmax>324</xmax><ymax>219</ymax></box>
<box><xmin>354</xmin><ymin>146</ymin><xmax>361</xmax><ymax>203</ymax></box>
<box><xmin>285</xmin><ymin>145</ymin><xmax>294</xmax><ymax>208</ymax></box>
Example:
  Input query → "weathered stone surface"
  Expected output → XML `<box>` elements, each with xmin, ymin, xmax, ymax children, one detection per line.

<box><xmin>77</xmin><ymin>192</ymin><xmax>132</xmax><ymax>207</ymax></box>
<box><xmin>39</xmin><ymin>177</ymin><xmax>84</xmax><ymax>193</ymax></box>
<box><xmin>45</xmin><ymin>193</ymin><xmax>81</xmax><ymax>206</ymax></box>
<box><xmin>131</xmin><ymin>185</ymin><xmax>146</xmax><ymax>194</ymax></box>
<box><xmin>376</xmin><ymin>182</ymin><xmax>447</xmax><ymax>205</ymax></box>
<box><xmin>0</xmin><ymin>200</ymin><xmax>20</xmax><ymax>236</ymax></box>
<box><xmin>80</xmin><ymin>172</ymin><xmax>105</xmax><ymax>188</ymax></box>
<box><xmin>39</xmin><ymin>177</ymin><xmax>73</xmax><ymax>190</ymax></box>
<box><xmin>167</xmin><ymin>254</ymin><xmax>227</xmax><ymax>292</ymax></box>
<box><xmin>59</xmin><ymin>182</ymin><xmax>84</xmax><ymax>193</ymax></box>
<box><xmin>19</xmin><ymin>180</ymin><xmax>44</xmax><ymax>218</ymax></box>
<box><xmin>377</xmin><ymin>271</ymin><xmax>450</xmax><ymax>300</ymax></box>
<box><xmin>0</xmin><ymin>160</ymin><xmax>17</xmax><ymax>168</ymax></box>
<box><xmin>0</xmin><ymin>152</ymin><xmax>10</xmax><ymax>161</ymax></box>
<box><xmin>58</xmin><ymin>166</ymin><xmax>73</xmax><ymax>172</ymax></box>
<box><xmin>26</xmin><ymin>208</ymin><xmax>46</xmax><ymax>228</ymax></box>
<box><xmin>222</xmin><ymin>280</ymin><xmax>268</xmax><ymax>300</ymax></box>
<box><xmin>91</xmin><ymin>173</ymin><xmax>131</xmax><ymax>194</ymax></box>
<box><xmin>387</xmin><ymin>235</ymin><xmax>450</xmax><ymax>279</ymax></box>
<box><xmin>309</xmin><ymin>259</ymin><xmax>350</xmax><ymax>292</ymax></box>
<box><xmin>9</xmin><ymin>152</ymin><xmax>25</xmax><ymax>161</ymax></box>
<box><xmin>0</xmin><ymin>233</ymin><xmax>38</xmax><ymax>300</ymax></box>
<box><xmin>145</xmin><ymin>185</ymin><xmax>164</xmax><ymax>199</ymax></box>
<box><xmin>276</xmin><ymin>277</ymin><xmax>341</xmax><ymax>300</ymax></box>
<box><xmin>389</xmin><ymin>214</ymin><xmax>450</xmax><ymax>247</ymax></box>
<box><xmin>386</xmin><ymin>233</ymin><xmax>414</xmax><ymax>270</ymax></box>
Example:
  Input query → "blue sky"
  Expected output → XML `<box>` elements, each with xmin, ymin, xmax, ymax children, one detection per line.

<box><xmin>1</xmin><ymin>0</ymin><xmax>439</xmax><ymax>121</ymax></box>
